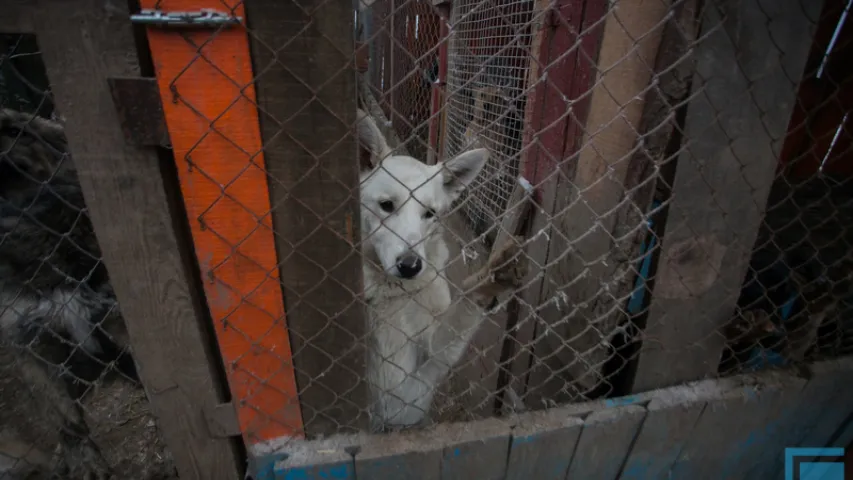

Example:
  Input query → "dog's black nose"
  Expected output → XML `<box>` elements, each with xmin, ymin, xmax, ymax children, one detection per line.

<box><xmin>396</xmin><ymin>253</ymin><xmax>423</xmax><ymax>279</ymax></box>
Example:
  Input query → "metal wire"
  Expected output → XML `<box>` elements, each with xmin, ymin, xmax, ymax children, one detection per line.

<box><xmin>159</xmin><ymin>0</ymin><xmax>853</xmax><ymax>438</ymax></box>
<box><xmin>5</xmin><ymin>0</ymin><xmax>852</xmax><ymax>467</ymax></box>
<box><xmin>0</xmin><ymin>35</ymin><xmax>176</xmax><ymax>480</ymax></box>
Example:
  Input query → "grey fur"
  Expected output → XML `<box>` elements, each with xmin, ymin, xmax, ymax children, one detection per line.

<box><xmin>0</xmin><ymin>108</ymin><xmax>134</xmax><ymax>479</ymax></box>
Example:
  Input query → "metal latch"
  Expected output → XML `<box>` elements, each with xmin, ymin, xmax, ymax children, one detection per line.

<box><xmin>130</xmin><ymin>8</ymin><xmax>243</xmax><ymax>28</ymax></box>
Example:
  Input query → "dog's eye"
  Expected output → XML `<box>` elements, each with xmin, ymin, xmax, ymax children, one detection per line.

<box><xmin>378</xmin><ymin>200</ymin><xmax>394</xmax><ymax>213</ymax></box>
<box><xmin>423</xmin><ymin>208</ymin><xmax>436</xmax><ymax>219</ymax></box>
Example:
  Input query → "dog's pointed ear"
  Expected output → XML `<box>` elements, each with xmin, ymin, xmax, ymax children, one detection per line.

<box><xmin>441</xmin><ymin>148</ymin><xmax>489</xmax><ymax>196</ymax></box>
<box><xmin>356</xmin><ymin>109</ymin><xmax>392</xmax><ymax>172</ymax></box>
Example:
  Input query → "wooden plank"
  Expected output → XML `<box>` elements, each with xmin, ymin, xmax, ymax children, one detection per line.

<box><xmin>762</xmin><ymin>357</ymin><xmax>853</xmax><ymax>479</ymax></box>
<box><xmin>524</xmin><ymin>0</ymin><xmax>673</xmax><ymax>403</ymax></box>
<box><xmin>32</xmin><ymin>1</ymin><xmax>242</xmax><ymax>478</ymax></box>
<box><xmin>354</xmin><ymin>429</ymin><xmax>443</xmax><ymax>479</ymax></box>
<box><xmin>631</xmin><ymin>0</ymin><xmax>821</xmax><ymax>392</ymax></box>
<box><xmin>727</xmin><ymin>372</ymin><xmax>820</xmax><ymax>479</ymax></box>
<box><xmin>439</xmin><ymin>418</ymin><xmax>511</xmax><ymax>480</ymax></box>
<box><xmin>565</xmin><ymin>405</ymin><xmax>646</xmax><ymax>480</ymax></box>
<box><xmin>106</xmin><ymin>77</ymin><xmax>170</xmax><ymax>148</ymax></box>
<box><xmin>492</xmin><ymin>178</ymin><xmax>534</xmax><ymax>255</ymax></box>
<box><xmin>246</xmin><ymin>0</ymin><xmax>368</xmax><ymax>437</ymax></box>
<box><xmin>499</xmin><ymin>0</ymin><xmax>555</xmax><ymax>411</ymax></box>
<box><xmin>830</xmin><ymin>414</ymin><xmax>853</xmax><ymax>449</ymax></box>
<box><xmin>507</xmin><ymin>0</ymin><xmax>604</xmax><ymax>412</ymax></box>
<box><xmin>504</xmin><ymin>406</ymin><xmax>585</xmax><ymax>480</ymax></box>
<box><xmin>431</xmin><ymin>211</ymin><xmax>506</xmax><ymax>422</ymax></box>
<box><xmin>447</xmin><ymin>178</ymin><xmax>532</xmax><ymax>418</ymax></box>
<box><xmin>612</xmin><ymin>0</ymin><xmax>702</xmax><ymax>391</ymax></box>
<box><xmin>0</xmin><ymin>1</ymin><xmax>34</xmax><ymax>33</ymax></box>
<box><xmin>794</xmin><ymin>357</ymin><xmax>853</xmax><ymax>450</ymax></box>
<box><xmin>266</xmin><ymin>436</ymin><xmax>360</xmax><ymax>480</ymax></box>
<box><xmin>669</xmin><ymin>373</ymin><xmax>807</xmax><ymax>478</ymax></box>
<box><xmin>485</xmin><ymin>179</ymin><xmax>534</xmax><ymax>415</ymax></box>
<box><xmin>618</xmin><ymin>383</ymin><xmax>707</xmax><ymax>479</ymax></box>
<box><xmin>140</xmin><ymin>0</ymin><xmax>303</xmax><ymax>444</ymax></box>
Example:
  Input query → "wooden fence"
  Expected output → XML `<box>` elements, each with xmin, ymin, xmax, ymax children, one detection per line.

<box><xmin>254</xmin><ymin>357</ymin><xmax>853</xmax><ymax>479</ymax></box>
<box><xmin>2</xmin><ymin>0</ymin><xmax>852</xmax><ymax>479</ymax></box>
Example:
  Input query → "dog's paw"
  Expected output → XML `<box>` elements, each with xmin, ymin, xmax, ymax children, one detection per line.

<box><xmin>488</xmin><ymin>236</ymin><xmax>529</xmax><ymax>288</ymax></box>
<box><xmin>55</xmin><ymin>438</ymin><xmax>113</xmax><ymax>480</ymax></box>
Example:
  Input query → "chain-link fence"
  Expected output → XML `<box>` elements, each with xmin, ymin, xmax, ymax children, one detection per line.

<box><xmin>352</xmin><ymin>0</ymin><xmax>850</xmax><ymax>420</ymax></box>
<box><xmin>9</xmin><ymin>0</ymin><xmax>848</xmax><ymax>473</ymax></box>
<box><xmin>362</xmin><ymin>0</ymin><xmax>441</xmax><ymax>162</ymax></box>
<box><xmin>444</xmin><ymin>0</ymin><xmax>534</xmax><ymax>237</ymax></box>
<box><xmin>135</xmin><ymin>0</ymin><xmax>853</xmax><ymax>450</ymax></box>
<box><xmin>0</xmin><ymin>34</ymin><xmax>175</xmax><ymax>480</ymax></box>
<box><xmin>2</xmin><ymin>0</ymin><xmax>851</xmax><ymax>475</ymax></box>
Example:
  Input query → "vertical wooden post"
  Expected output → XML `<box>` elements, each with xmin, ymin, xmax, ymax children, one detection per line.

<box><xmin>139</xmin><ymin>0</ymin><xmax>304</xmax><ymax>447</ymax></box>
<box><xmin>246</xmin><ymin>0</ymin><xmax>368</xmax><ymax>438</ymax></box>
<box><xmin>631</xmin><ymin>0</ymin><xmax>822</xmax><ymax>392</ymax></box>
<box><xmin>523</xmin><ymin>0</ymin><xmax>673</xmax><ymax>404</ymax></box>
<box><xmin>427</xmin><ymin>0</ymin><xmax>450</xmax><ymax>165</ymax></box>
<box><xmin>29</xmin><ymin>1</ymin><xmax>242</xmax><ymax>478</ymax></box>
<box><xmin>505</xmin><ymin>0</ymin><xmax>606</xmax><ymax>408</ymax></box>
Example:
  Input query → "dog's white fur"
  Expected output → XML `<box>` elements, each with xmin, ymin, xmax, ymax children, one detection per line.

<box><xmin>356</xmin><ymin>109</ymin><xmax>513</xmax><ymax>430</ymax></box>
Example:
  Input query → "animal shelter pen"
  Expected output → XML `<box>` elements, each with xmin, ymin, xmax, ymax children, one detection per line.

<box><xmin>2</xmin><ymin>0</ymin><xmax>853</xmax><ymax>478</ymax></box>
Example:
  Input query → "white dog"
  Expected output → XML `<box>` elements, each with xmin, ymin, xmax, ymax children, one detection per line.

<box><xmin>355</xmin><ymin>110</ymin><xmax>528</xmax><ymax>431</ymax></box>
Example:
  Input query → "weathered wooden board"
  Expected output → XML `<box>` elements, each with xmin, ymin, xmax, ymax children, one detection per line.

<box><xmin>669</xmin><ymin>373</ymin><xmax>806</xmax><ymax>478</ymax></box>
<box><xmin>443</xmin><ymin>177</ymin><xmax>533</xmax><ymax>420</ymax></box>
<box><xmin>797</xmin><ymin>357</ymin><xmax>853</xmax><ymax>450</ymax></box>
<box><xmin>505</xmin><ymin>0</ymin><xmax>575</xmax><ymax>411</ymax></box>
<box><xmin>431</xmin><ymin>210</ymin><xmax>504</xmax><ymax>422</ymax></box>
<box><xmin>251</xmin><ymin>363</ymin><xmax>852</xmax><ymax>479</ymax></box>
<box><xmin>142</xmin><ymin>0</ymin><xmax>306</xmax><ymax>444</ymax></box>
<box><xmin>762</xmin><ymin>357</ymin><xmax>853</xmax><ymax>479</ymax></box>
<box><xmin>247</xmin><ymin>0</ymin><xmax>368</xmax><ymax>437</ymax></box>
<box><xmin>632</xmin><ymin>0</ymin><xmax>821</xmax><ymax>392</ymax></box>
<box><xmin>33</xmin><ymin>1</ymin><xmax>242</xmax><ymax>478</ymax></box>
<box><xmin>354</xmin><ymin>429</ymin><xmax>443</xmax><ymax>480</ymax></box>
<box><xmin>618</xmin><ymin>383</ymin><xmax>707</xmax><ymax>479</ymax></box>
<box><xmin>509</xmin><ymin>0</ymin><xmax>607</xmax><ymax>412</ymax></box>
<box><xmin>525</xmin><ymin>0</ymin><xmax>674</xmax><ymax>404</ymax></box>
<box><xmin>504</xmin><ymin>406</ymin><xmax>585</xmax><ymax>480</ymax></box>
<box><xmin>565</xmin><ymin>405</ymin><xmax>647</xmax><ymax>480</ymax></box>
<box><xmin>265</xmin><ymin>436</ymin><xmax>360</xmax><ymax>480</ymax></box>
<box><xmin>439</xmin><ymin>418</ymin><xmax>511</xmax><ymax>480</ymax></box>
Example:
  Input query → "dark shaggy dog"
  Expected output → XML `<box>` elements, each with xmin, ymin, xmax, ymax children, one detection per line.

<box><xmin>0</xmin><ymin>108</ymin><xmax>137</xmax><ymax>479</ymax></box>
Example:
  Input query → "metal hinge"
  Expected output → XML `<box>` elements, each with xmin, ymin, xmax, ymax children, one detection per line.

<box><xmin>130</xmin><ymin>9</ymin><xmax>242</xmax><ymax>28</ymax></box>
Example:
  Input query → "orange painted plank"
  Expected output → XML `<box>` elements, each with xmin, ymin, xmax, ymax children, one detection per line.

<box><xmin>140</xmin><ymin>0</ymin><xmax>303</xmax><ymax>443</ymax></box>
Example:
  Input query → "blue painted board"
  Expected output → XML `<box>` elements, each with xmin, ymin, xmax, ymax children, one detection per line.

<box><xmin>354</xmin><ymin>429</ymin><xmax>443</xmax><ymax>480</ymax></box>
<box><xmin>761</xmin><ymin>358</ymin><xmax>853</xmax><ymax>479</ymax></box>
<box><xmin>565</xmin><ymin>405</ymin><xmax>646</xmax><ymax>480</ymax></box>
<box><xmin>670</xmin><ymin>375</ymin><xmax>806</xmax><ymax>479</ymax></box>
<box><xmin>250</xmin><ymin>436</ymin><xmax>359</xmax><ymax>480</ymax></box>
<box><xmin>618</xmin><ymin>387</ymin><xmax>706</xmax><ymax>479</ymax></box>
<box><xmin>799</xmin><ymin>358</ymin><xmax>853</xmax><ymax>451</ymax></box>
<box><xmin>505</xmin><ymin>410</ymin><xmax>584</xmax><ymax>480</ymax></box>
<box><xmin>439</xmin><ymin>418</ymin><xmax>511</xmax><ymax>480</ymax></box>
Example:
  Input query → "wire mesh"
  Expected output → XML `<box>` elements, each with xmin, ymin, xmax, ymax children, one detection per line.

<box><xmin>366</xmin><ymin>0</ymin><xmax>441</xmax><ymax>161</ymax></box>
<box><xmin>127</xmin><ymin>0</ymin><xmax>853</xmax><ymax>454</ymax></box>
<box><xmin>0</xmin><ymin>34</ymin><xmax>175</xmax><ymax>480</ymax></box>
<box><xmin>443</xmin><ymin>0</ymin><xmax>534</xmax><ymax>236</ymax></box>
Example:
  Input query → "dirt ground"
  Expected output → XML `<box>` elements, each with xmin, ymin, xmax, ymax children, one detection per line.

<box><xmin>0</xmin><ymin>362</ymin><xmax>176</xmax><ymax>480</ymax></box>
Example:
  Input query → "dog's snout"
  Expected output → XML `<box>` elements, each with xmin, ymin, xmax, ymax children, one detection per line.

<box><xmin>395</xmin><ymin>252</ymin><xmax>423</xmax><ymax>279</ymax></box>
